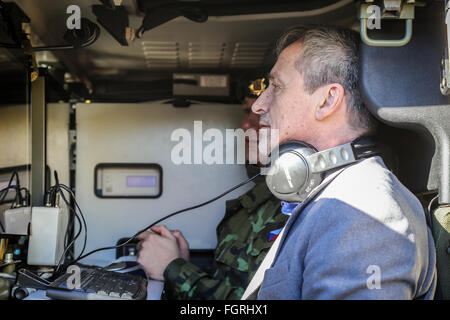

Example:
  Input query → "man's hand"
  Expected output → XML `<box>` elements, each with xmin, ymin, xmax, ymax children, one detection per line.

<box><xmin>171</xmin><ymin>229</ymin><xmax>190</xmax><ymax>261</ymax></box>
<box><xmin>137</xmin><ymin>225</ymin><xmax>189</xmax><ymax>281</ymax></box>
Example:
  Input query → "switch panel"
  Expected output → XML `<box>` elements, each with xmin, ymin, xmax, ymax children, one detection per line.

<box><xmin>94</xmin><ymin>163</ymin><xmax>162</xmax><ymax>198</ymax></box>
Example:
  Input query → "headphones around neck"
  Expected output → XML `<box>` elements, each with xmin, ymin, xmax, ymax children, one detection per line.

<box><xmin>265</xmin><ymin>136</ymin><xmax>391</xmax><ymax>202</ymax></box>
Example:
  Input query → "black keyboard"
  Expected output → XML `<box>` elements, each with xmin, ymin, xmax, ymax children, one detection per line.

<box><xmin>46</xmin><ymin>267</ymin><xmax>147</xmax><ymax>300</ymax></box>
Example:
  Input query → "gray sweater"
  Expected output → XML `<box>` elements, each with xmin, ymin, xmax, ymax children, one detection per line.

<box><xmin>257</xmin><ymin>156</ymin><xmax>436</xmax><ymax>299</ymax></box>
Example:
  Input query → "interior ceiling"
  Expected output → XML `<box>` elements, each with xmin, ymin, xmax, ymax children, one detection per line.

<box><xmin>11</xmin><ymin>0</ymin><xmax>358</xmax><ymax>98</ymax></box>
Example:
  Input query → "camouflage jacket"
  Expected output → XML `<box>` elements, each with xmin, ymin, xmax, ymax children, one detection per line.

<box><xmin>162</xmin><ymin>176</ymin><xmax>288</xmax><ymax>300</ymax></box>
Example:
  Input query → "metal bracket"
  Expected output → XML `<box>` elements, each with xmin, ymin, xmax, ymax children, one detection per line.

<box><xmin>440</xmin><ymin>49</ymin><xmax>450</xmax><ymax>95</ymax></box>
<box><xmin>21</xmin><ymin>35</ymin><xmax>39</xmax><ymax>82</ymax></box>
<box><xmin>359</xmin><ymin>1</ymin><xmax>424</xmax><ymax>47</ymax></box>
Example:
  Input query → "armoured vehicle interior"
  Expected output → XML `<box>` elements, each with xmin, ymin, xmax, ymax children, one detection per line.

<box><xmin>0</xmin><ymin>0</ymin><xmax>448</xmax><ymax>300</ymax></box>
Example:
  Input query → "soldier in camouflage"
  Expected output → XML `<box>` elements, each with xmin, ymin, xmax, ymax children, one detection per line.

<box><xmin>137</xmin><ymin>78</ymin><xmax>289</xmax><ymax>299</ymax></box>
<box><xmin>162</xmin><ymin>170</ymin><xmax>288</xmax><ymax>299</ymax></box>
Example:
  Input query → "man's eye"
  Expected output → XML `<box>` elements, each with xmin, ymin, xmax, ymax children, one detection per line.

<box><xmin>270</xmin><ymin>82</ymin><xmax>281</xmax><ymax>90</ymax></box>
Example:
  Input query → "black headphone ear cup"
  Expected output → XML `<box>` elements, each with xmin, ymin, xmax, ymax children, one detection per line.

<box><xmin>265</xmin><ymin>141</ymin><xmax>323</xmax><ymax>202</ymax></box>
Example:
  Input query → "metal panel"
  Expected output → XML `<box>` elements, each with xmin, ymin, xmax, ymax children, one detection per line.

<box><xmin>74</xmin><ymin>101</ymin><xmax>253</xmax><ymax>265</ymax></box>
<box><xmin>31</xmin><ymin>76</ymin><xmax>46</xmax><ymax>206</ymax></box>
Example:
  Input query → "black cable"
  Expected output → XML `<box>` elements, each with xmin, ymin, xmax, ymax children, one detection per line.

<box><xmin>72</xmin><ymin>172</ymin><xmax>261</xmax><ymax>264</ymax></box>
<box><xmin>0</xmin><ymin>174</ymin><xmax>25</xmax><ymax>209</ymax></box>
<box><xmin>53</xmin><ymin>171</ymin><xmax>71</xmax><ymax>259</ymax></box>
<box><xmin>0</xmin><ymin>23</ymin><xmax>100</xmax><ymax>51</ymax></box>
<box><xmin>41</xmin><ymin>170</ymin><xmax>87</xmax><ymax>271</ymax></box>
<box><xmin>45</xmin><ymin>186</ymin><xmax>75</xmax><ymax>271</ymax></box>
<box><xmin>63</xmin><ymin>172</ymin><xmax>76</xmax><ymax>261</ymax></box>
<box><xmin>13</xmin><ymin>172</ymin><xmax>22</xmax><ymax>207</ymax></box>
<box><xmin>56</xmin><ymin>171</ymin><xmax>72</xmax><ymax>264</ymax></box>
<box><xmin>44</xmin><ymin>181</ymin><xmax>88</xmax><ymax>272</ymax></box>
<box><xmin>0</xmin><ymin>171</ymin><xmax>25</xmax><ymax>232</ymax></box>
<box><xmin>0</xmin><ymin>186</ymin><xmax>20</xmax><ymax>203</ymax></box>
<box><xmin>58</xmin><ymin>184</ymin><xmax>87</xmax><ymax>260</ymax></box>
<box><xmin>32</xmin><ymin>24</ymin><xmax>100</xmax><ymax>52</ymax></box>
<box><xmin>0</xmin><ymin>171</ymin><xmax>19</xmax><ymax>204</ymax></box>
<box><xmin>55</xmin><ymin>190</ymin><xmax>84</xmax><ymax>273</ymax></box>
<box><xmin>62</xmin><ymin>190</ymin><xmax>72</xmax><ymax>260</ymax></box>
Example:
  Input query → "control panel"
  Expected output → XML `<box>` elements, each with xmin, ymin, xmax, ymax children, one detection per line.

<box><xmin>94</xmin><ymin>163</ymin><xmax>162</xmax><ymax>198</ymax></box>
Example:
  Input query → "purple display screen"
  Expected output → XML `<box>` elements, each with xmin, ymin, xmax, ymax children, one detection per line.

<box><xmin>126</xmin><ymin>176</ymin><xmax>157</xmax><ymax>187</ymax></box>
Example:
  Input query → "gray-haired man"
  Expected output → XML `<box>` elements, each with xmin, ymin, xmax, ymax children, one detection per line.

<box><xmin>247</xmin><ymin>26</ymin><xmax>436</xmax><ymax>299</ymax></box>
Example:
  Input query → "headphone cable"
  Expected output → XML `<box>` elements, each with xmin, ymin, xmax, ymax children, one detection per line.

<box><xmin>72</xmin><ymin>173</ymin><xmax>261</xmax><ymax>264</ymax></box>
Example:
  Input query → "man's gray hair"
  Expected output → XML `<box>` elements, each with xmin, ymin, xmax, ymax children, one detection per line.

<box><xmin>275</xmin><ymin>25</ymin><xmax>376</xmax><ymax>134</ymax></box>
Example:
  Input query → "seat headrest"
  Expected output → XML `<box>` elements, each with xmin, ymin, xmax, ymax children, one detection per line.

<box><xmin>359</xmin><ymin>1</ymin><xmax>450</xmax><ymax>203</ymax></box>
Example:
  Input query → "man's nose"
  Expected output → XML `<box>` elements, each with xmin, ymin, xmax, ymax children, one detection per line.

<box><xmin>251</xmin><ymin>92</ymin><xmax>269</xmax><ymax>115</ymax></box>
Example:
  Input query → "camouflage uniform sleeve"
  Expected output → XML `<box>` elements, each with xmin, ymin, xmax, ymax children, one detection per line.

<box><xmin>163</xmin><ymin>258</ymin><xmax>244</xmax><ymax>300</ymax></box>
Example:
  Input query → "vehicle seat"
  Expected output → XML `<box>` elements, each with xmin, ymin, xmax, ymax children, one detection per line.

<box><xmin>359</xmin><ymin>0</ymin><xmax>450</xmax><ymax>299</ymax></box>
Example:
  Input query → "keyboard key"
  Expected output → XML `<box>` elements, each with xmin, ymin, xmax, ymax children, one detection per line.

<box><xmin>109</xmin><ymin>292</ymin><xmax>121</xmax><ymax>298</ymax></box>
<box><xmin>97</xmin><ymin>290</ymin><xmax>108</xmax><ymax>296</ymax></box>
<box><xmin>120</xmin><ymin>293</ymin><xmax>133</xmax><ymax>300</ymax></box>
<box><xmin>48</xmin><ymin>267</ymin><xmax>147</xmax><ymax>300</ymax></box>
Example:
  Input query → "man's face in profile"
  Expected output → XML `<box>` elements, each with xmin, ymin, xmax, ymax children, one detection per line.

<box><xmin>252</xmin><ymin>42</ymin><xmax>318</xmax><ymax>148</ymax></box>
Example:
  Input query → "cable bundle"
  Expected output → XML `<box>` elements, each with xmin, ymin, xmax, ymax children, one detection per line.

<box><xmin>0</xmin><ymin>171</ymin><xmax>30</xmax><ymax>232</ymax></box>
<box><xmin>72</xmin><ymin>172</ymin><xmax>261</xmax><ymax>265</ymax></box>
<box><xmin>45</xmin><ymin>171</ymin><xmax>87</xmax><ymax>273</ymax></box>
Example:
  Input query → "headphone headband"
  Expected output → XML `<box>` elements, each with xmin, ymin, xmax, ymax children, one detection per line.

<box><xmin>306</xmin><ymin>142</ymin><xmax>356</xmax><ymax>174</ymax></box>
<box><xmin>265</xmin><ymin>137</ymin><xmax>387</xmax><ymax>203</ymax></box>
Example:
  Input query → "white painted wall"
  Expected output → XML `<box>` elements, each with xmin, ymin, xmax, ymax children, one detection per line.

<box><xmin>74</xmin><ymin>101</ymin><xmax>254</xmax><ymax>265</ymax></box>
<box><xmin>0</xmin><ymin>104</ymin><xmax>31</xmax><ymax>169</ymax></box>
<box><xmin>0</xmin><ymin>104</ymin><xmax>31</xmax><ymax>222</ymax></box>
<box><xmin>0</xmin><ymin>103</ymin><xmax>70</xmax><ymax>186</ymax></box>
<box><xmin>47</xmin><ymin>103</ymin><xmax>70</xmax><ymax>186</ymax></box>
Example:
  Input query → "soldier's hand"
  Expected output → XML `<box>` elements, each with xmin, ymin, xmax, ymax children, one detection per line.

<box><xmin>137</xmin><ymin>225</ymin><xmax>181</xmax><ymax>281</ymax></box>
<box><xmin>171</xmin><ymin>229</ymin><xmax>190</xmax><ymax>261</ymax></box>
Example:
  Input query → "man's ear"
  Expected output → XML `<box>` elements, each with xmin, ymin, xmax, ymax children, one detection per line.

<box><xmin>315</xmin><ymin>84</ymin><xmax>345</xmax><ymax>121</ymax></box>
